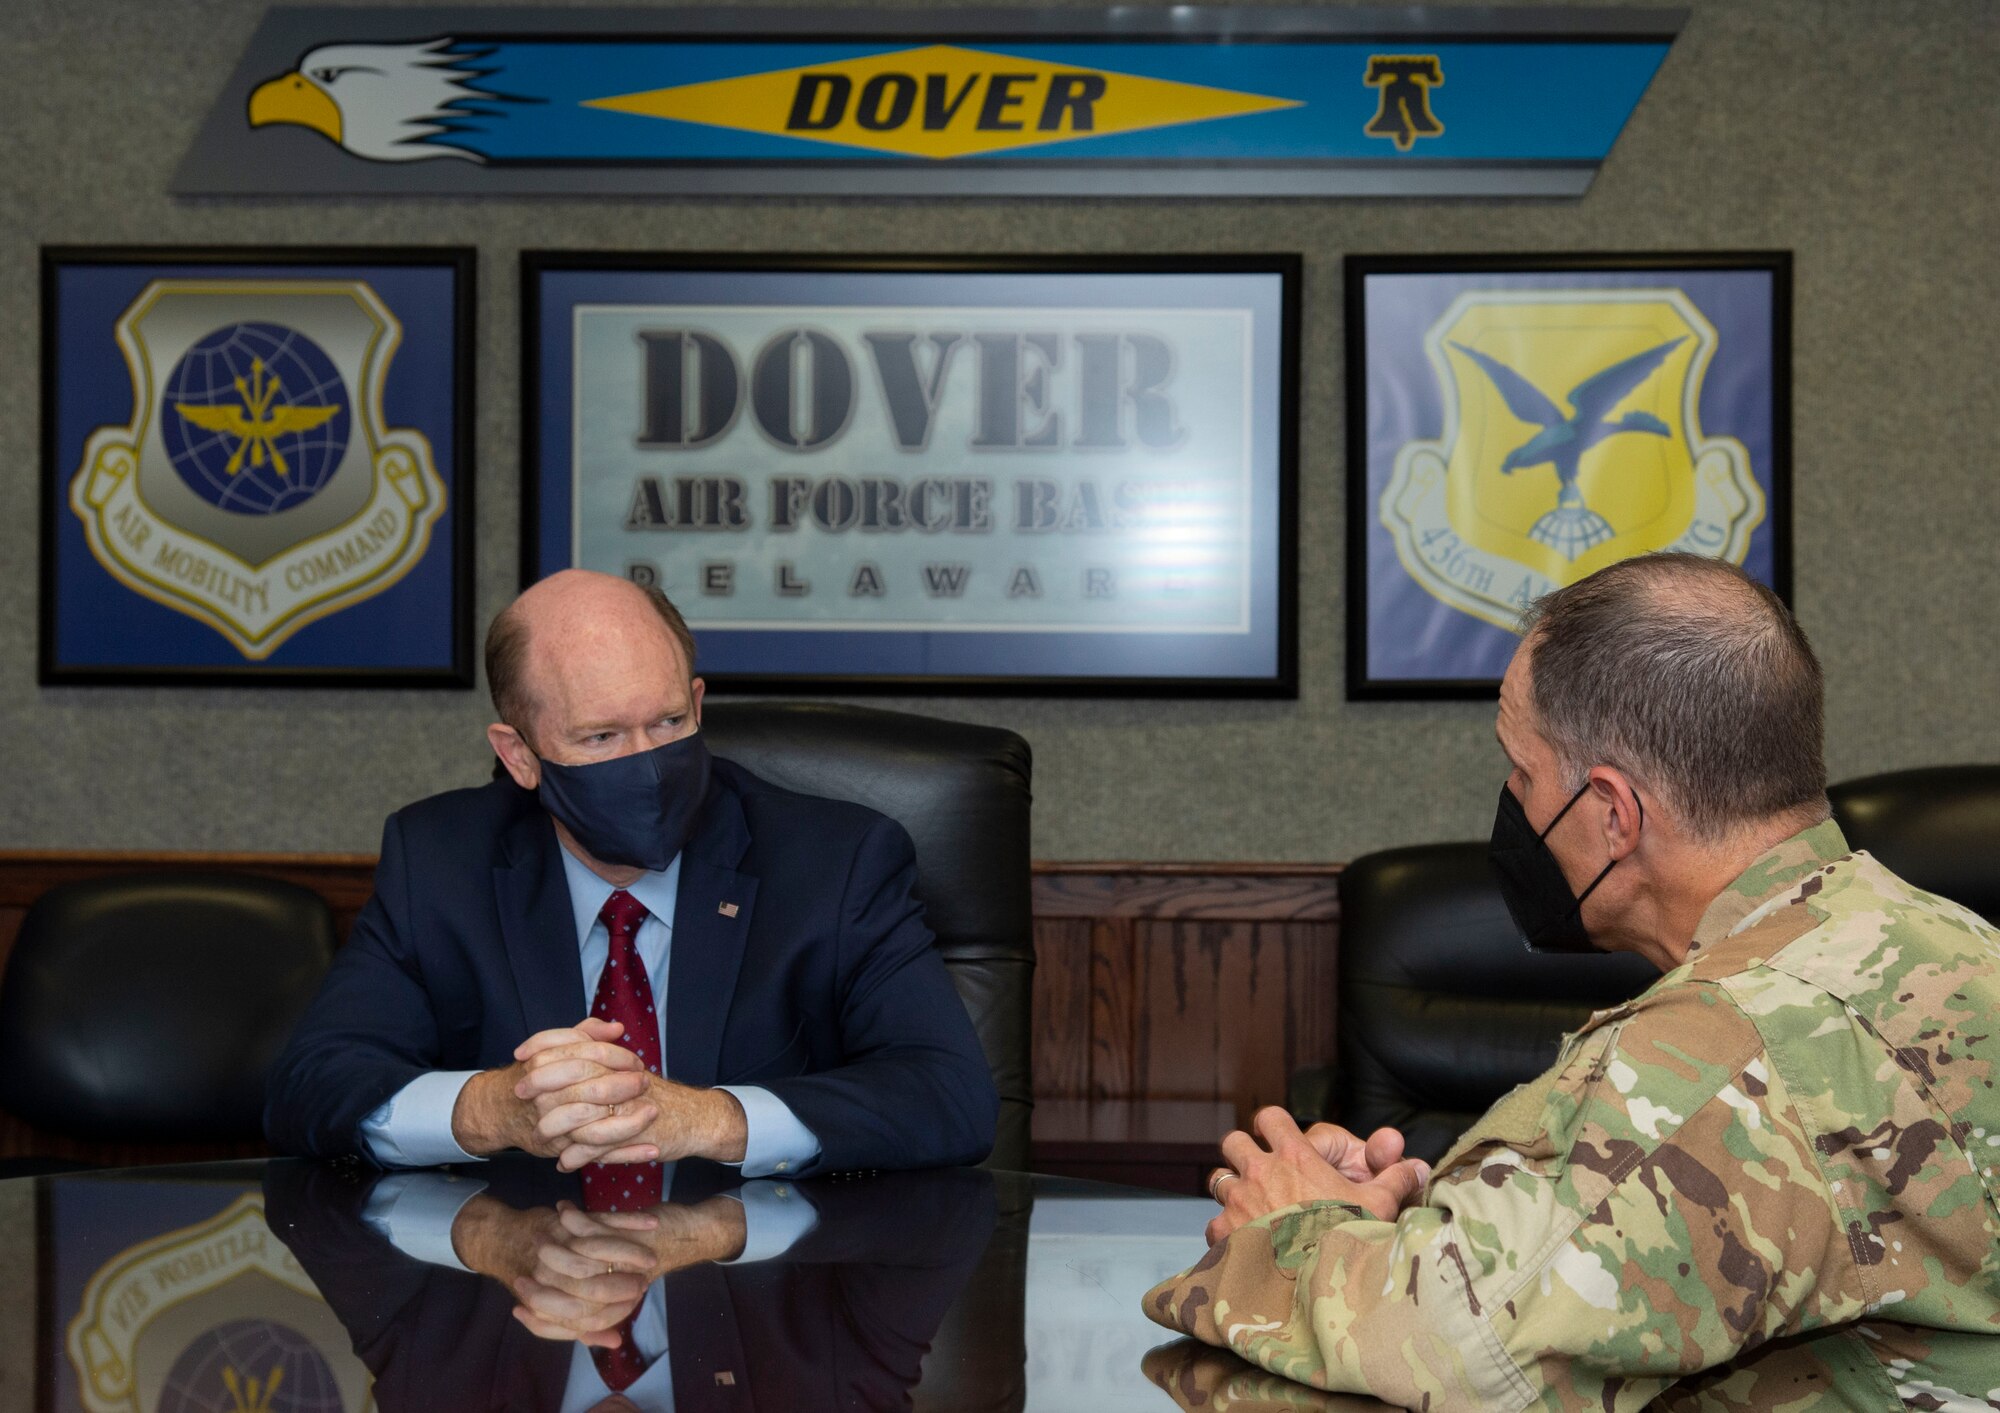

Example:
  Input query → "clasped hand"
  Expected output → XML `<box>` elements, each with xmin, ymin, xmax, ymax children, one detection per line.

<box><xmin>509</xmin><ymin>1017</ymin><xmax>664</xmax><ymax>1169</ymax></box>
<box><xmin>453</xmin><ymin>1194</ymin><xmax>746</xmax><ymax>1348</ymax></box>
<box><xmin>1204</xmin><ymin>1107</ymin><xmax>1431</xmax><ymax>1246</ymax></box>
<box><xmin>454</xmin><ymin>1016</ymin><xmax>745</xmax><ymax>1169</ymax></box>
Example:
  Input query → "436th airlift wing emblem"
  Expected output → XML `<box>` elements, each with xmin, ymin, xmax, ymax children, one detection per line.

<box><xmin>68</xmin><ymin>280</ymin><xmax>446</xmax><ymax>658</ymax></box>
<box><xmin>1380</xmin><ymin>289</ymin><xmax>1764</xmax><ymax>630</ymax></box>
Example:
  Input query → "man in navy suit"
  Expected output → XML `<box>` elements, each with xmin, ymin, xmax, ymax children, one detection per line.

<box><xmin>265</xmin><ymin>569</ymin><xmax>997</xmax><ymax>1178</ymax></box>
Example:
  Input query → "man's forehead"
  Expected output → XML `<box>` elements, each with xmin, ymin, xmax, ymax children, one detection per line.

<box><xmin>558</xmin><ymin>670</ymin><xmax>689</xmax><ymax>712</ymax></box>
<box><xmin>1496</xmin><ymin>646</ymin><xmax>1533</xmax><ymax>745</ymax></box>
<box><xmin>527</xmin><ymin>614</ymin><xmax>687</xmax><ymax>708</ymax></box>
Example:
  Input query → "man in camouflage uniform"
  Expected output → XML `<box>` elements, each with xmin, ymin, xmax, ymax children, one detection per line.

<box><xmin>1146</xmin><ymin>553</ymin><xmax>2000</xmax><ymax>1409</ymax></box>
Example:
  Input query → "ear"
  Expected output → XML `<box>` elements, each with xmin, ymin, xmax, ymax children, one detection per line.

<box><xmin>690</xmin><ymin>676</ymin><xmax>706</xmax><ymax>729</ymax></box>
<box><xmin>1585</xmin><ymin>767</ymin><xmax>1645</xmax><ymax>862</ymax></box>
<box><xmin>488</xmin><ymin>722</ymin><xmax>541</xmax><ymax>790</ymax></box>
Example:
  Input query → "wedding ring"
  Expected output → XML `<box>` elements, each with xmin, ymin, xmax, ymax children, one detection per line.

<box><xmin>1208</xmin><ymin>1169</ymin><xmax>1239</xmax><ymax>1203</ymax></box>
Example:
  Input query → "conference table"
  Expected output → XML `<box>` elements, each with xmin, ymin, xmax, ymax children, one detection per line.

<box><xmin>4</xmin><ymin>1157</ymin><xmax>1399</xmax><ymax>1412</ymax></box>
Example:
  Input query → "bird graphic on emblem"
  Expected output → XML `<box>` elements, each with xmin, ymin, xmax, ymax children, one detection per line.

<box><xmin>1450</xmin><ymin>336</ymin><xmax>1684</xmax><ymax>560</ymax></box>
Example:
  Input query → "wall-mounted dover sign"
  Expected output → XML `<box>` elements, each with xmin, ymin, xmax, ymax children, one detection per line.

<box><xmin>175</xmin><ymin>6</ymin><xmax>1685</xmax><ymax>198</ymax></box>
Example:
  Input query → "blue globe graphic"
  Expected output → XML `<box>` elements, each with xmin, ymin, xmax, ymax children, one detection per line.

<box><xmin>161</xmin><ymin>322</ymin><xmax>352</xmax><ymax>516</ymax></box>
<box><xmin>158</xmin><ymin>1318</ymin><xmax>346</xmax><ymax>1413</ymax></box>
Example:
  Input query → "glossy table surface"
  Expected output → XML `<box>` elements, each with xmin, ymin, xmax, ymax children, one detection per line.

<box><xmin>4</xmin><ymin>1158</ymin><xmax>1399</xmax><ymax>1412</ymax></box>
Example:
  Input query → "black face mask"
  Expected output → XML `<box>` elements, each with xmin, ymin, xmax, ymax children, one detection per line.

<box><xmin>1488</xmin><ymin>779</ymin><xmax>1639</xmax><ymax>955</ymax></box>
<box><xmin>536</xmin><ymin>731</ymin><xmax>713</xmax><ymax>873</ymax></box>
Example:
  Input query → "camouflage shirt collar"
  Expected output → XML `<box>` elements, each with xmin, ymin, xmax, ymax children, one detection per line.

<box><xmin>1689</xmin><ymin>817</ymin><xmax>1852</xmax><ymax>952</ymax></box>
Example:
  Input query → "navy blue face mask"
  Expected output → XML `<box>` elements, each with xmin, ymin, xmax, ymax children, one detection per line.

<box><xmin>536</xmin><ymin>731</ymin><xmax>712</xmax><ymax>873</ymax></box>
<box><xmin>1488</xmin><ymin>779</ymin><xmax>1640</xmax><ymax>954</ymax></box>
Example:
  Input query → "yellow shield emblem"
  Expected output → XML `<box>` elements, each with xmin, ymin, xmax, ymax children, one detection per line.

<box><xmin>1381</xmin><ymin>289</ymin><xmax>1763</xmax><ymax>630</ymax></box>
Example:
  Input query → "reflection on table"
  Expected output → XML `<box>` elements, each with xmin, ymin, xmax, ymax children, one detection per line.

<box><xmin>24</xmin><ymin>1158</ymin><xmax>1244</xmax><ymax>1412</ymax></box>
<box><xmin>268</xmin><ymin>1158</ymin><xmax>995</xmax><ymax>1411</ymax></box>
<box><xmin>1142</xmin><ymin>1342</ymin><xmax>1400</xmax><ymax>1413</ymax></box>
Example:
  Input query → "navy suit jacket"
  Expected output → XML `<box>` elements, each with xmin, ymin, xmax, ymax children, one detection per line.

<box><xmin>264</xmin><ymin>758</ymin><xmax>998</xmax><ymax>1172</ymax></box>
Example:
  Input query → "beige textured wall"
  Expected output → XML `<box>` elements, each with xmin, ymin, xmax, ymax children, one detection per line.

<box><xmin>2</xmin><ymin>0</ymin><xmax>1995</xmax><ymax>861</ymax></box>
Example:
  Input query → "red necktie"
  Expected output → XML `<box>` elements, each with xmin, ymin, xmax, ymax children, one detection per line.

<box><xmin>591</xmin><ymin>1316</ymin><xmax>651</xmax><ymax>1394</ymax></box>
<box><xmin>581</xmin><ymin>889</ymin><xmax>665</xmax><ymax>1213</ymax></box>
<box><xmin>580</xmin><ymin>891</ymin><xmax>664</xmax><ymax>1393</ymax></box>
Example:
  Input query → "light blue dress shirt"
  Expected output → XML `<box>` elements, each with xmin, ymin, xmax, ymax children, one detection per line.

<box><xmin>358</xmin><ymin>846</ymin><xmax>820</xmax><ymax>1177</ymax></box>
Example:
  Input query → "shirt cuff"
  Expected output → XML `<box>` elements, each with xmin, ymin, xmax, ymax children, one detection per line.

<box><xmin>723</xmin><ymin>1180</ymin><xmax>820</xmax><ymax>1264</ymax></box>
<box><xmin>716</xmin><ymin>1085</ymin><xmax>822</xmax><ymax>1177</ymax></box>
<box><xmin>356</xmin><ymin>1070</ymin><xmax>486</xmax><ymax>1169</ymax></box>
<box><xmin>359</xmin><ymin>1171</ymin><xmax>490</xmax><ymax>1271</ymax></box>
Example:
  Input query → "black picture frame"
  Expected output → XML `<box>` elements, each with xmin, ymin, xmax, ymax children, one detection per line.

<box><xmin>40</xmin><ymin>245</ymin><xmax>476</xmax><ymax>688</ymax></box>
<box><xmin>1345</xmin><ymin>250</ymin><xmax>1793</xmax><ymax>700</ymax></box>
<box><xmin>523</xmin><ymin>251</ymin><xmax>1299</xmax><ymax>697</ymax></box>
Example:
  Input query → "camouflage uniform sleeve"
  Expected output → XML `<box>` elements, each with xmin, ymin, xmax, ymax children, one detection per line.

<box><xmin>1143</xmin><ymin>985</ymin><xmax>1869</xmax><ymax>1411</ymax></box>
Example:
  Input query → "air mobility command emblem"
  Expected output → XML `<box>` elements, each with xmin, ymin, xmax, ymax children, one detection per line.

<box><xmin>61</xmin><ymin>1192</ymin><xmax>373</xmax><ymax>1413</ymax></box>
<box><xmin>67</xmin><ymin>279</ymin><xmax>446</xmax><ymax>659</ymax></box>
<box><xmin>1379</xmin><ymin>290</ymin><xmax>1764</xmax><ymax>631</ymax></box>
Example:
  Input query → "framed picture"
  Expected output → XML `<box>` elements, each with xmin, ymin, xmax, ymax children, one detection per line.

<box><xmin>41</xmin><ymin>246</ymin><xmax>475</xmax><ymax>686</ymax></box>
<box><xmin>524</xmin><ymin>253</ymin><xmax>1298</xmax><ymax>696</ymax></box>
<box><xmin>1346</xmin><ymin>251</ymin><xmax>1792</xmax><ymax>699</ymax></box>
<box><xmin>41</xmin><ymin>1174</ymin><xmax>374</xmax><ymax>1413</ymax></box>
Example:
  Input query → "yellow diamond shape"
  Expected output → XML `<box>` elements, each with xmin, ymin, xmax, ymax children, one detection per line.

<box><xmin>583</xmin><ymin>44</ymin><xmax>1300</xmax><ymax>159</ymax></box>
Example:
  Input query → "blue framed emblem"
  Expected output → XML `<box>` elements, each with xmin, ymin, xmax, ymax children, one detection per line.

<box><xmin>40</xmin><ymin>247</ymin><xmax>475</xmax><ymax>686</ymax></box>
<box><xmin>45</xmin><ymin>1175</ymin><xmax>374</xmax><ymax>1413</ymax></box>
<box><xmin>1346</xmin><ymin>252</ymin><xmax>1792</xmax><ymax>699</ymax></box>
<box><xmin>524</xmin><ymin>253</ymin><xmax>1298</xmax><ymax>696</ymax></box>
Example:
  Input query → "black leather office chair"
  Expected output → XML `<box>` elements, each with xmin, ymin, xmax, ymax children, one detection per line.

<box><xmin>703</xmin><ymin>702</ymin><xmax>1036</xmax><ymax>1171</ymax></box>
<box><xmin>0</xmin><ymin>872</ymin><xmax>337</xmax><ymax>1157</ymax></box>
<box><xmin>1293</xmin><ymin>842</ymin><xmax>1657</xmax><ymax>1166</ymax></box>
<box><xmin>1830</xmin><ymin>765</ymin><xmax>2000</xmax><ymax>925</ymax></box>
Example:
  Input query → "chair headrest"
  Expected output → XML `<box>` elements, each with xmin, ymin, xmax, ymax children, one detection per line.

<box><xmin>1337</xmin><ymin>841</ymin><xmax>1659</xmax><ymax>1000</ymax></box>
<box><xmin>702</xmin><ymin>701</ymin><xmax>1034</xmax><ymax>963</ymax></box>
<box><xmin>0</xmin><ymin>872</ymin><xmax>336</xmax><ymax>1140</ymax></box>
<box><xmin>1830</xmin><ymin>765</ymin><xmax>2000</xmax><ymax>924</ymax></box>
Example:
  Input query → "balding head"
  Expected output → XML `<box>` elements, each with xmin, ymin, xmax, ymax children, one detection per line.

<box><xmin>485</xmin><ymin>570</ymin><xmax>698</xmax><ymax>750</ymax></box>
<box><xmin>1516</xmin><ymin>553</ymin><xmax>1826</xmax><ymax>842</ymax></box>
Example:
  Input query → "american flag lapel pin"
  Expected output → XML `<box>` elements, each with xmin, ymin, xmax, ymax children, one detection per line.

<box><xmin>718</xmin><ymin>901</ymin><xmax>739</xmax><ymax>918</ymax></box>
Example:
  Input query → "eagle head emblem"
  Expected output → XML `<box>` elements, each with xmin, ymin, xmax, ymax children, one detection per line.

<box><xmin>247</xmin><ymin>39</ymin><xmax>491</xmax><ymax>163</ymax></box>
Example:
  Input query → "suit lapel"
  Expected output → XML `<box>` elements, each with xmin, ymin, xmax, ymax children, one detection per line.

<box><xmin>666</xmin><ymin>781</ymin><xmax>758</xmax><ymax>1089</ymax></box>
<box><xmin>493</xmin><ymin>805</ymin><xmax>588</xmax><ymax>1038</ymax></box>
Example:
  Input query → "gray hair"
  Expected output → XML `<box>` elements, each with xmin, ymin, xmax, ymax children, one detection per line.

<box><xmin>1519</xmin><ymin>553</ymin><xmax>1828</xmax><ymax>842</ymax></box>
